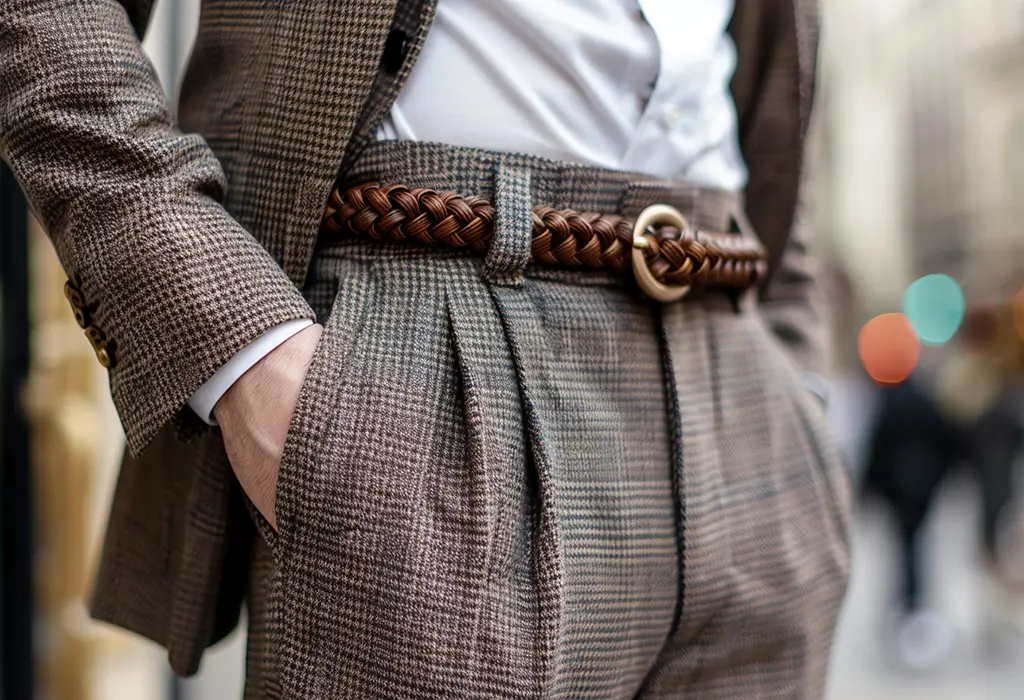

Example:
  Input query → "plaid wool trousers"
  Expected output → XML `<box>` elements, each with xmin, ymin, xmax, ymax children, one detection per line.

<box><xmin>241</xmin><ymin>142</ymin><xmax>851</xmax><ymax>699</ymax></box>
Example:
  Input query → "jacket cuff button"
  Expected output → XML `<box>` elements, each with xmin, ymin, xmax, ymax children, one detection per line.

<box><xmin>95</xmin><ymin>346</ymin><xmax>113</xmax><ymax>369</ymax></box>
<box><xmin>85</xmin><ymin>326</ymin><xmax>104</xmax><ymax>347</ymax></box>
<box><xmin>64</xmin><ymin>280</ymin><xmax>84</xmax><ymax>308</ymax></box>
<box><xmin>73</xmin><ymin>308</ymin><xmax>90</xmax><ymax>329</ymax></box>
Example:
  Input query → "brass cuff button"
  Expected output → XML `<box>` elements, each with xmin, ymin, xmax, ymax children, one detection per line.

<box><xmin>63</xmin><ymin>280</ymin><xmax>85</xmax><ymax>308</ymax></box>
<box><xmin>73</xmin><ymin>307</ymin><xmax>90</xmax><ymax>329</ymax></box>
<box><xmin>72</xmin><ymin>293</ymin><xmax>118</xmax><ymax>370</ymax></box>
<box><xmin>95</xmin><ymin>346</ymin><xmax>113</xmax><ymax>369</ymax></box>
<box><xmin>85</xmin><ymin>326</ymin><xmax>105</xmax><ymax>348</ymax></box>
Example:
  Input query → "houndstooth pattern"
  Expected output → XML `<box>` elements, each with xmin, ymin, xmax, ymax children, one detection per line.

<box><xmin>2</xmin><ymin>0</ymin><xmax>830</xmax><ymax>685</ymax></box>
<box><xmin>0</xmin><ymin>0</ymin><xmax>317</xmax><ymax>454</ymax></box>
<box><xmin>242</xmin><ymin>142</ymin><xmax>850</xmax><ymax>698</ymax></box>
<box><xmin>730</xmin><ymin>0</ymin><xmax>829</xmax><ymax>376</ymax></box>
<box><xmin>483</xmin><ymin>164</ymin><xmax>534</xmax><ymax>285</ymax></box>
<box><xmin>341</xmin><ymin>0</ymin><xmax>438</xmax><ymax>174</ymax></box>
<box><xmin>0</xmin><ymin>0</ymin><xmax>420</xmax><ymax>453</ymax></box>
<box><xmin>346</xmin><ymin>141</ymin><xmax>742</xmax><ymax>228</ymax></box>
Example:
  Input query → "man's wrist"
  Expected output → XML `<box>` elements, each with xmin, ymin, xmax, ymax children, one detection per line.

<box><xmin>213</xmin><ymin>322</ymin><xmax>323</xmax><ymax>426</ymax></box>
<box><xmin>188</xmin><ymin>319</ymin><xmax>315</xmax><ymax>424</ymax></box>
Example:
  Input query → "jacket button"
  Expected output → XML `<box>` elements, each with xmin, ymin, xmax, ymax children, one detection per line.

<box><xmin>382</xmin><ymin>28</ymin><xmax>409</xmax><ymax>74</ymax></box>
<box><xmin>95</xmin><ymin>346</ymin><xmax>113</xmax><ymax>369</ymax></box>
<box><xmin>85</xmin><ymin>326</ymin><xmax>105</xmax><ymax>349</ymax></box>
<box><xmin>73</xmin><ymin>308</ymin><xmax>90</xmax><ymax>329</ymax></box>
<box><xmin>64</xmin><ymin>280</ymin><xmax>84</xmax><ymax>308</ymax></box>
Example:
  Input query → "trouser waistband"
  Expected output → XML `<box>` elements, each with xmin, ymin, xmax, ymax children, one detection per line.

<box><xmin>326</xmin><ymin>140</ymin><xmax>761</xmax><ymax>299</ymax></box>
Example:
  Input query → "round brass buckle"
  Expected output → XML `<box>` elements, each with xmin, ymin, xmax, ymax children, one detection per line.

<box><xmin>631</xmin><ymin>204</ymin><xmax>691</xmax><ymax>303</ymax></box>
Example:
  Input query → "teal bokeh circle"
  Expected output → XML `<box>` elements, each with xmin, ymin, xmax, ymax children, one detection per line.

<box><xmin>903</xmin><ymin>274</ymin><xmax>965</xmax><ymax>346</ymax></box>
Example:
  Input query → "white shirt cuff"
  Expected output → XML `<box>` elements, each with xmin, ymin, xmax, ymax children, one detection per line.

<box><xmin>188</xmin><ymin>319</ymin><xmax>315</xmax><ymax>425</ymax></box>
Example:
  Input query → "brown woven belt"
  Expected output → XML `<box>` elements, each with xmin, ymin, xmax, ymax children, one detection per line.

<box><xmin>321</xmin><ymin>182</ymin><xmax>768</xmax><ymax>302</ymax></box>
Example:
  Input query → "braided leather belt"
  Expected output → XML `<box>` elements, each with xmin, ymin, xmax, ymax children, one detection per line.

<box><xmin>321</xmin><ymin>182</ymin><xmax>768</xmax><ymax>302</ymax></box>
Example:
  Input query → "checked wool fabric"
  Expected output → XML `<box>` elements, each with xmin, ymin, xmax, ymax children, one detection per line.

<box><xmin>239</xmin><ymin>143</ymin><xmax>851</xmax><ymax>699</ymax></box>
<box><xmin>1</xmin><ymin>0</ymin><xmax>841</xmax><ymax>696</ymax></box>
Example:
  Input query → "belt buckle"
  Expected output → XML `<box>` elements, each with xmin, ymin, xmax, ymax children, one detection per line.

<box><xmin>631</xmin><ymin>204</ymin><xmax>691</xmax><ymax>303</ymax></box>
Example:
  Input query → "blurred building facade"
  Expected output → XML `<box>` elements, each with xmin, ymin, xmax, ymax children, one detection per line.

<box><xmin>817</xmin><ymin>0</ymin><xmax>1024</xmax><ymax>339</ymax></box>
<box><xmin>821</xmin><ymin>5</ymin><xmax>1024</xmax><ymax>700</ymax></box>
<box><xmin>961</xmin><ymin>0</ymin><xmax>1024</xmax><ymax>297</ymax></box>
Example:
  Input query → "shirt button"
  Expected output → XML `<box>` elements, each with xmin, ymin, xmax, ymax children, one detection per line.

<box><xmin>664</xmin><ymin>106</ymin><xmax>681</xmax><ymax>130</ymax></box>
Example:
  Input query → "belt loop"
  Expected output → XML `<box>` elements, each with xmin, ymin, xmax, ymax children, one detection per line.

<box><xmin>481</xmin><ymin>162</ymin><xmax>533</xmax><ymax>286</ymax></box>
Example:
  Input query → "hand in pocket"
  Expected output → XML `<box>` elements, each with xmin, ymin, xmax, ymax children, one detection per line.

<box><xmin>215</xmin><ymin>323</ymin><xmax>323</xmax><ymax>529</ymax></box>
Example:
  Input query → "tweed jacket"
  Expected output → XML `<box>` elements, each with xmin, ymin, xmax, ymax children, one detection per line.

<box><xmin>0</xmin><ymin>0</ymin><xmax>825</xmax><ymax>677</ymax></box>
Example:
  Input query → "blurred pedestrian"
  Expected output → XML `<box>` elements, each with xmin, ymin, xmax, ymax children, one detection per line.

<box><xmin>938</xmin><ymin>299</ymin><xmax>1024</xmax><ymax>655</ymax></box>
<box><xmin>862</xmin><ymin>297</ymin><xmax>1024</xmax><ymax>669</ymax></box>
<box><xmin>862</xmin><ymin>376</ymin><xmax>969</xmax><ymax>668</ymax></box>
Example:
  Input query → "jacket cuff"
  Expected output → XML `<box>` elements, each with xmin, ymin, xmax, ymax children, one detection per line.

<box><xmin>57</xmin><ymin>188</ymin><xmax>315</xmax><ymax>456</ymax></box>
<box><xmin>188</xmin><ymin>319</ymin><xmax>315</xmax><ymax>424</ymax></box>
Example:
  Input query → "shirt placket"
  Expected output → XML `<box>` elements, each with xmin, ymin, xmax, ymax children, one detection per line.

<box><xmin>624</xmin><ymin>0</ymin><xmax>705</xmax><ymax>173</ymax></box>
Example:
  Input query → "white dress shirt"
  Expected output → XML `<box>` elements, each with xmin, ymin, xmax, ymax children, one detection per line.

<box><xmin>189</xmin><ymin>0</ymin><xmax>746</xmax><ymax>423</ymax></box>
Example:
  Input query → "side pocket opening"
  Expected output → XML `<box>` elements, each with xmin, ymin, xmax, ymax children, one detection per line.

<box><xmin>272</xmin><ymin>258</ymin><xmax>374</xmax><ymax>557</ymax></box>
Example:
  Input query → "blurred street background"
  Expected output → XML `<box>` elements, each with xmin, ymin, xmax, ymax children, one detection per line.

<box><xmin>3</xmin><ymin>0</ymin><xmax>1024</xmax><ymax>698</ymax></box>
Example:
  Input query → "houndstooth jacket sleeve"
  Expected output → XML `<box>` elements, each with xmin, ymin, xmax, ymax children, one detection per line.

<box><xmin>0</xmin><ymin>0</ymin><xmax>315</xmax><ymax>455</ymax></box>
<box><xmin>730</xmin><ymin>0</ymin><xmax>829</xmax><ymax>379</ymax></box>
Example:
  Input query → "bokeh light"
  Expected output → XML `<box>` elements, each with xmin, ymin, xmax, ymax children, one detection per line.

<box><xmin>903</xmin><ymin>274</ymin><xmax>965</xmax><ymax>346</ymax></box>
<box><xmin>858</xmin><ymin>313</ymin><xmax>921</xmax><ymax>386</ymax></box>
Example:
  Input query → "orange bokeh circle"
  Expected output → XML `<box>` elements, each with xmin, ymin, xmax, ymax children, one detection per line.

<box><xmin>858</xmin><ymin>313</ymin><xmax>921</xmax><ymax>386</ymax></box>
